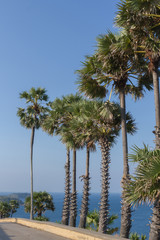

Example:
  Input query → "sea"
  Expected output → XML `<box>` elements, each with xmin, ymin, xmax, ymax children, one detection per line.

<box><xmin>6</xmin><ymin>193</ymin><xmax>152</xmax><ymax>239</ymax></box>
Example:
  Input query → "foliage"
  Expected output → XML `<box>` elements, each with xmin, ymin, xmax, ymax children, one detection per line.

<box><xmin>24</xmin><ymin>191</ymin><xmax>55</xmax><ymax>219</ymax></box>
<box><xmin>17</xmin><ymin>87</ymin><xmax>49</xmax><ymax>130</ymax></box>
<box><xmin>67</xmin><ymin>99</ymin><xmax>136</xmax><ymax>147</ymax></box>
<box><xmin>0</xmin><ymin>202</ymin><xmax>11</xmax><ymax>218</ymax></box>
<box><xmin>9</xmin><ymin>200</ymin><xmax>19</xmax><ymax>217</ymax></box>
<box><xmin>34</xmin><ymin>216</ymin><xmax>49</xmax><ymax>221</ymax></box>
<box><xmin>43</xmin><ymin>94</ymin><xmax>83</xmax><ymax>148</ymax></box>
<box><xmin>86</xmin><ymin>209</ymin><xmax>99</xmax><ymax>231</ymax></box>
<box><xmin>124</xmin><ymin>145</ymin><xmax>160</xmax><ymax>205</ymax></box>
<box><xmin>77</xmin><ymin>36</ymin><xmax>152</xmax><ymax>102</ymax></box>
<box><xmin>86</xmin><ymin>209</ymin><xmax>118</xmax><ymax>234</ymax></box>
<box><xmin>0</xmin><ymin>200</ymin><xmax>19</xmax><ymax>218</ymax></box>
<box><xmin>129</xmin><ymin>232</ymin><xmax>147</xmax><ymax>240</ymax></box>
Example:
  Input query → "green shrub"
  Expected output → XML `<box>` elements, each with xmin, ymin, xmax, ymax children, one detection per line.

<box><xmin>86</xmin><ymin>209</ymin><xmax>118</xmax><ymax>234</ymax></box>
<box><xmin>129</xmin><ymin>232</ymin><xmax>146</xmax><ymax>240</ymax></box>
<box><xmin>34</xmin><ymin>216</ymin><xmax>49</xmax><ymax>221</ymax></box>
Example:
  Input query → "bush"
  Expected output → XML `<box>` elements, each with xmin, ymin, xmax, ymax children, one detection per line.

<box><xmin>24</xmin><ymin>191</ymin><xmax>55</xmax><ymax>220</ymax></box>
<box><xmin>129</xmin><ymin>232</ymin><xmax>146</xmax><ymax>240</ymax></box>
<box><xmin>34</xmin><ymin>216</ymin><xmax>49</xmax><ymax>221</ymax></box>
<box><xmin>86</xmin><ymin>209</ymin><xmax>118</xmax><ymax>234</ymax></box>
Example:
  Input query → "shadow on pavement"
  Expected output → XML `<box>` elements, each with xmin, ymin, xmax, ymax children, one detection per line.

<box><xmin>0</xmin><ymin>224</ymin><xmax>12</xmax><ymax>240</ymax></box>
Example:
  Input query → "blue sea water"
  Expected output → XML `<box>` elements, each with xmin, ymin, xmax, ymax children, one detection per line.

<box><xmin>12</xmin><ymin>193</ymin><xmax>151</xmax><ymax>239</ymax></box>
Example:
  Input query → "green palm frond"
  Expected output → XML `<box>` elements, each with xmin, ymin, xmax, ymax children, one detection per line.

<box><xmin>125</xmin><ymin>146</ymin><xmax>160</xmax><ymax>206</ymax></box>
<box><xmin>129</xmin><ymin>144</ymin><xmax>150</xmax><ymax>162</ymax></box>
<box><xmin>18</xmin><ymin>88</ymin><xmax>49</xmax><ymax>130</ymax></box>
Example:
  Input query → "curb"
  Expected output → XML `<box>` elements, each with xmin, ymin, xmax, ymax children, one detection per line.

<box><xmin>0</xmin><ymin>218</ymin><xmax>128</xmax><ymax>240</ymax></box>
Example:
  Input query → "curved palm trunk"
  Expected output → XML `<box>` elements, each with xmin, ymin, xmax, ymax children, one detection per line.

<box><xmin>98</xmin><ymin>137</ymin><xmax>110</xmax><ymax>234</ymax></box>
<box><xmin>69</xmin><ymin>149</ymin><xmax>77</xmax><ymax>227</ymax></box>
<box><xmin>61</xmin><ymin>147</ymin><xmax>71</xmax><ymax>225</ymax></box>
<box><xmin>119</xmin><ymin>89</ymin><xmax>131</xmax><ymax>238</ymax></box>
<box><xmin>79</xmin><ymin>147</ymin><xmax>90</xmax><ymax>228</ymax></box>
<box><xmin>30</xmin><ymin>126</ymin><xmax>35</xmax><ymax>220</ymax></box>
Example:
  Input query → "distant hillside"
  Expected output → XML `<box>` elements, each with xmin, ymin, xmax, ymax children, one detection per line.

<box><xmin>0</xmin><ymin>193</ymin><xmax>30</xmax><ymax>204</ymax></box>
<box><xmin>8</xmin><ymin>193</ymin><xmax>30</xmax><ymax>200</ymax></box>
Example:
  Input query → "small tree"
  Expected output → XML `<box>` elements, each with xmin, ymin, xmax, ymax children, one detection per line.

<box><xmin>9</xmin><ymin>200</ymin><xmax>19</xmax><ymax>217</ymax></box>
<box><xmin>24</xmin><ymin>191</ymin><xmax>55</xmax><ymax>220</ymax></box>
<box><xmin>0</xmin><ymin>202</ymin><xmax>11</xmax><ymax>219</ymax></box>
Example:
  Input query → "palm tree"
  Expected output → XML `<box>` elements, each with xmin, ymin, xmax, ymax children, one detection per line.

<box><xmin>59</xmin><ymin>127</ymin><xmax>81</xmax><ymax>227</ymax></box>
<box><xmin>124</xmin><ymin>145</ymin><xmax>160</xmax><ymax>240</ymax></box>
<box><xmin>97</xmin><ymin>33</ymin><xmax>153</xmax><ymax>237</ymax></box>
<box><xmin>43</xmin><ymin>98</ymin><xmax>71</xmax><ymax>225</ymax></box>
<box><xmin>68</xmin><ymin>99</ymin><xmax>136</xmax><ymax>233</ymax></box>
<box><xmin>116</xmin><ymin>0</ymin><xmax>160</xmax><ymax>147</ymax></box>
<box><xmin>78</xmin><ymin>145</ymin><xmax>93</xmax><ymax>229</ymax></box>
<box><xmin>9</xmin><ymin>200</ymin><xmax>19</xmax><ymax>218</ymax></box>
<box><xmin>24</xmin><ymin>191</ymin><xmax>55</xmax><ymax>219</ymax></box>
<box><xmin>17</xmin><ymin>87</ymin><xmax>49</xmax><ymax>220</ymax></box>
<box><xmin>77</xmin><ymin>36</ymin><xmax>150</xmax><ymax>237</ymax></box>
<box><xmin>0</xmin><ymin>202</ymin><xmax>11</xmax><ymax>219</ymax></box>
<box><xmin>67</xmin><ymin>99</ymin><xmax>96</xmax><ymax>229</ymax></box>
<box><xmin>62</xmin><ymin>146</ymin><xmax>71</xmax><ymax>225</ymax></box>
<box><xmin>115</xmin><ymin>2</ymin><xmax>160</xmax><ymax>237</ymax></box>
<box><xmin>43</xmin><ymin>94</ymin><xmax>82</xmax><ymax>226</ymax></box>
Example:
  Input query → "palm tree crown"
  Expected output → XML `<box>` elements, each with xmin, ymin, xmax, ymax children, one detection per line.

<box><xmin>17</xmin><ymin>87</ymin><xmax>49</xmax><ymax>129</ymax></box>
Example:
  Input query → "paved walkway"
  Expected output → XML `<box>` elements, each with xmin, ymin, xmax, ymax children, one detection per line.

<box><xmin>0</xmin><ymin>223</ymin><xmax>70</xmax><ymax>240</ymax></box>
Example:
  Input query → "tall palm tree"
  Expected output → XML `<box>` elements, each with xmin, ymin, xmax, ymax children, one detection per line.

<box><xmin>59</xmin><ymin>127</ymin><xmax>81</xmax><ymax>227</ymax></box>
<box><xmin>78</xmin><ymin>144</ymin><xmax>96</xmax><ymax>229</ymax></box>
<box><xmin>43</xmin><ymin>97</ymin><xmax>71</xmax><ymax>225</ymax></box>
<box><xmin>97</xmin><ymin>34</ymin><xmax>151</xmax><ymax>236</ymax></box>
<box><xmin>124</xmin><ymin>145</ymin><xmax>160</xmax><ymax>240</ymax></box>
<box><xmin>43</xmin><ymin>94</ymin><xmax>82</xmax><ymax>226</ymax></box>
<box><xmin>68</xmin><ymin>99</ymin><xmax>136</xmax><ymax>233</ymax></box>
<box><xmin>77</xmin><ymin>36</ymin><xmax>151</xmax><ymax>237</ymax></box>
<box><xmin>116</xmin><ymin>0</ymin><xmax>160</xmax><ymax>147</ymax></box>
<box><xmin>116</xmin><ymin>1</ymin><xmax>160</xmax><ymax>237</ymax></box>
<box><xmin>67</xmin><ymin>99</ymin><xmax>96</xmax><ymax>229</ymax></box>
<box><xmin>62</xmin><ymin>146</ymin><xmax>71</xmax><ymax>225</ymax></box>
<box><xmin>17</xmin><ymin>87</ymin><xmax>49</xmax><ymax>220</ymax></box>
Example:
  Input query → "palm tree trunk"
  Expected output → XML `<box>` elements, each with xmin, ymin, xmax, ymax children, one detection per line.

<box><xmin>30</xmin><ymin>126</ymin><xmax>35</xmax><ymax>220</ymax></box>
<box><xmin>79</xmin><ymin>147</ymin><xmax>90</xmax><ymax>228</ymax></box>
<box><xmin>152</xmin><ymin>67</ymin><xmax>160</xmax><ymax>149</ymax></box>
<box><xmin>149</xmin><ymin>63</ymin><xmax>160</xmax><ymax>239</ymax></box>
<box><xmin>149</xmin><ymin>199</ymin><xmax>160</xmax><ymax>240</ymax></box>
<box><xmin>62</xmin><ymin>147</ymin><xmax>71</xmax><ymax>225</ymax></box>
<box><xmin>119</xmin><ymin>89</ymin><xmax>131</xmax><ymax>238</ymax></box>
<box><xmin>98</xmin><ymin>137</ymin><xmax>110</xmax><ymax>234</ymax></box>
<box><xmin>69</xmin><ymin>148</ymin><xmax>77</xmax><ymax>227</ymax></box>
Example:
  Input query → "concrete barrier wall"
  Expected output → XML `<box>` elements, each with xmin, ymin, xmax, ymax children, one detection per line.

<box><xmin>0</xmin><ymin>218</ymin><xmax>128</xmax><ymax>240</ymax></box>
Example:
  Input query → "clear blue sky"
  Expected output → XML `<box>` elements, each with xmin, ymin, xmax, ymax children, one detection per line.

<box><xmin>0</xmin><ymin>0</ymin><xmax>156</xmax><ymax>193</ymax></box>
